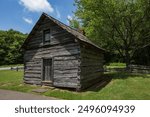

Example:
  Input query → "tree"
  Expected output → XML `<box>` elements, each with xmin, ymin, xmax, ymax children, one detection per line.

<box><xmin>68</xmin><ymin>16</ymin><xmax>81</xmax><ymax>29</ymax></box>
<box><xmin>75</xmin><ymin>0</ymin><xmax>150</xmax><ymax>68</ymax></box>
<box><xmin>0</xmin><ymin>29</ymin><xmax>27</xmax><ymax>65</ymax></box>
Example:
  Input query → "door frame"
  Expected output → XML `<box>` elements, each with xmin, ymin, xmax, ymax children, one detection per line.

<box><xmin>41</xmin><ymin>57</ymin><xmax>54</xmax><ymax>82</ymax></box>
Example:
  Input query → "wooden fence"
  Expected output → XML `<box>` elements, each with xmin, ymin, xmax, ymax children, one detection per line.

<box><xmin>105</xmin><ymin>65</ymin><xmax>150</xmax><ymax>74</ymax></box>
<box><xmin>10</xmin><ymin>66</ymin><xmax>24</xmax><ymax>71</ymax></box>
<box><xmin>129</xmin><ymin>65</ymin><xmax>150</xmax><ymax>74</ymax></box>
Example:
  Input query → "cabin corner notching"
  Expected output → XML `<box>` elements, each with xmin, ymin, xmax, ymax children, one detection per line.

<box><xmin>22</xmin><ymin>13</ymin><xmax>105</xmax><ymax>90</ymax></box>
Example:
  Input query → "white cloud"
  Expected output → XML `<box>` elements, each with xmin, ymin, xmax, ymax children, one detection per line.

<box><xmin>56</xmin><ymin>7</ymin><xmax>61</xmax><ymax>19</ymax></box>
<box><xmin>67</xmin><ymin>15</ymin><xmax>72</xmax><ymax>20</ymax></box>
<box><xmin>67</xmin><ymin>15</ymin><xmax>72</xmax><ymax>24</ymax></box>
<box><xmin>23</xmin><ymin>17</ymin><xmax>33</xmax><ymax>24</ymax></box>
<box><xmin>19</xmin><ymin>0</ymin><xmax>54</xmax><ymax>13</ymax></box>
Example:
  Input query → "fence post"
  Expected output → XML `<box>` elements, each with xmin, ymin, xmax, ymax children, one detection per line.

<box><xmin>16</xmin><ymin>66</ymin><xmax>18</xmax><ymax>71</ymax></box>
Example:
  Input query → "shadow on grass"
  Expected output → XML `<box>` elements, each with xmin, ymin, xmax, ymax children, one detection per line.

<box><xmin>84</xmin><ymin>75</ymin><xmax>112</xmax><ymax>92</ymax></box>
<box><xmin>84</xmin><ymin>72</ymin><xmax>150</xmax><ymax>92</ymax></box>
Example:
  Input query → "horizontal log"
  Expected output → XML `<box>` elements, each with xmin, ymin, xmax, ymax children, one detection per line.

<box><xmin>25</xmin><ymin>67</ymin><xmax>41</xmax><ymax>71</ymax></box>
<box><xmin>28</xmin><ymin>38</ymin><xmax>42</xmax><ymax>43</ymax></box>
<box><xmin>24</xmin><ymin>73</ymin><xmax>41</xmax><ymax>78</ymax></box>
<box><xmin>24</xmin><ymin>77</ymin><xmax>42</xmax><ymax>81</ymax></box>
<box><xmin>54</xmin><ymin>78</ymin><xmax>79</xmax><ymax>84</ymax></box>
<box><xmin>51</xmin><ymin>29</ymin><xmax>65</xmax><ymax>35</ymax></box>
<box><xmin>54</xmin><ymin>69</ymin><xmax>78</xmax><ymax>74</ymax></box>
<box><xmin>25</xmin><ymin>63</ymin><xmax>41</xmax><ymax>66</ymax></box>
<box><xmin>35</xmin><ymin>46</ymin><xmax>80</xmax><ymax>57</ymax></box>
<box><xmin>25</xmin><ymin>71</ymin><xmax>41</xmax><ymax>74</ymax></box>
<box><xmin>51</xmin><ymin>31</ymin><xmax>70</xmax><ymax>38</ymax></box>
<box><xmin>54</xmin><ymin>60</ymin><xmax>79</xmax><ymax>66</ymax></box>
<box><xmin>25</xmin><ymin>64</ymin><xmax>41</xmax><ymax>67</ymax></box>
<box><xmin>54</xmin><ymin>73</ymin><xmax>78</xmax><ymax>78</ymax></box>
<box><xmin>24</xmin><ymin>58</ymin><xmax>41</xmax><ymax>63</ymax></box>
<box><xmin>24</xmin><ymin>80</ymin><xmax>41</xmax><ymax>85</ymax></box>
<box><xmin>54</xmin><ymin>66</ymin><xmax>79</xmax><ymax>70</ymax></box>
<box><xmin>54</xmin><ymin>56</ymin><xmax>80</xmax><ymax>61</ymax></box>
<box><xmin>53</xmin><ymin>82</ymin><xmax>78</xmax><ymax>88</ymax></box>
<box><xmin>39</xmin><ymin>21</ymin><xmax>55</xmax><ymax>29</ymax></box>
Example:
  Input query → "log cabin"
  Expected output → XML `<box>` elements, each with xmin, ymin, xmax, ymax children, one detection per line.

<box><xmin>22</xmin><ymin>13</ymin><xmax>105</xmax><ymax>90</ymax></box>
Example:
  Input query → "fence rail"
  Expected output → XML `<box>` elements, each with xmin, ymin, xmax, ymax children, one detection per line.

<box><xmin>129</xmin><ymin>65</ymin><xmax>150</xmax><ymax>74</ymax></box>
<box><xmin>105</xmin><ymin>64</ymin><xmax>150</xmax><ymax>74</ymax></box>
<box><xmin>10</xmin><ymin>66</ymin><xmax>24</xmax><ymax>71</ymax></box>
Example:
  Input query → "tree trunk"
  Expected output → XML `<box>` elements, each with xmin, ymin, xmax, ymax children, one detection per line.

<box><xmin>125</xmin><ymin>50</ymin><xmax>131</xmax><ymax>71</ymax></box>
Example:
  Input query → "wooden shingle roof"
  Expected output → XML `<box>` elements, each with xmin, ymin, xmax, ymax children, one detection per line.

<box><xmin>22</xmin><ymin>13</ymin><xmax>105</xmax><ymax>51</ymax></box>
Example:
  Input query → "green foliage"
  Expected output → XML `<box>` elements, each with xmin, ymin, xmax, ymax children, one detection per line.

<box><xmin>106</xmin><ymin>62</ymin><xmax>126</xmax><ymax>68</ymax></box>
<box><xmin>0</xmin><ymin>70</ymin><xmax>150</xmax><ymax>99</ymax></box>
<box><xmin>68</xmin><ymin>16</ymin><xmax>81</xmax><ymax>29</ymax></box>
<box><xmin>74</xmin><ymin>0</ymin><xmax>150</xmax><ymax>66</ymax></box>
<box><xmin>0</xmin><ymin>29</ymin><xmax>27</xmax><ymax>65</ymax></box>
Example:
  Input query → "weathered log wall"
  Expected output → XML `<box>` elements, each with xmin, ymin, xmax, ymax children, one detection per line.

<box><xmin>24</xmin><ymin>16</ymin><xmax>80</xmax><ymax>88</ymax></box>
<box><xmin>80</xmin><ymin>43</ymin><xmax>104</xmax><ymax>89</ymax></box>
<box><xmin>24</xmin><ymin>15</ymin><xmax>105</xmax><ymax>90</ymax></box>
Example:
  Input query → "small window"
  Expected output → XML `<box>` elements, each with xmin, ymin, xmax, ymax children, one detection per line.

<box><xmin>43</xmin><ymin>29</ymin><xmax>51</xmax><ymax>43</ymax></box>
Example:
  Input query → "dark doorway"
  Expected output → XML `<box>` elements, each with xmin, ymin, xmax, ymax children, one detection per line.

<box><xmin>42</xmin><ymin>59</ymin><xmax>53</xmax><ymax>82</ymax></box>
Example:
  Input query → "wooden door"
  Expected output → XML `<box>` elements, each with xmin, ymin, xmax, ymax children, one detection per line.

<box><xmin>43</xmin><ymin>59</ymin><xmax>53</xmax><ymax>81</ymax></box>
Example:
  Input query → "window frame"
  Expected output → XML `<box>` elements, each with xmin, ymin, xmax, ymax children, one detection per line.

<box><xmin>43</xmin><ymin>29</ymin><xmax>51</xmax><ymax>44</ymax></box>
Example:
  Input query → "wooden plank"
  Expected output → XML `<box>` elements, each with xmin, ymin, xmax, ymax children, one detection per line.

<box><xmin>25</xmin><ymin>67</ymin><xmax>41</xmax><ymax>71</ymax></box>
<box><xmin>53</xmin><ymin>82</ymin><xmax>78</xmax><ymax>88</ymax></box>
<box><xmin>25</xmin><ymin>71</ymin><xmax>41</xmax><ymax>74</ymax></box>
<box><xmin>54</xmin><ymin>73</ymin><xmax>78</xmax><ymax>78</ymax></box>
<box><xmin>54</xmin><ymin>66</ymin><xmax>79</xmax><ymax>70</ymax></box>
<box><xmin>24</xmin><ymin>80</ymin><xmax>41</xmax><ymax>85</ymax></box>
<box><xmin>24</xmin><ymin>73</ymin><xmax>41</xmax><ymax>78</ymax></box>
<box><xmin>24</xmin><ymin>78</ymin><xmax>41</xmax><ymax>81</ymax></box>
<box><xmin>54</xmin><ymin>78</ymin><xmax>79</xmax><ymax>84</ymax></box>
<box><xmin>54</xmin><ymin>69</ymin><xmax>78</xmax><ymax>74</ymax></box>
<box><xmin>54</xmin><ymin>60</ymin><xmax>79</xmax><ymax>66</ymax></box>
<box><xmin>54</xmin><ymin>56</ymin><xmax>79</xmax><ymax>61</ymax></box>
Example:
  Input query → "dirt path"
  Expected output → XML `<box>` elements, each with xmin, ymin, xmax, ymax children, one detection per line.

<box><xmin>0</xmin><ymin>89</ymin><xmax>58</xmax><ymax>100</ymax></box>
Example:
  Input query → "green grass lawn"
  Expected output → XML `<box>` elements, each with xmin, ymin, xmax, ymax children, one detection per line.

<box><xmin>106</xmin><ymin>62</ymin><xmax>126</xmax><ymax>68</ymax></box>
<box><xmin>0</xmin><ymin>70</ymin><xmax>150</xmax><ymax>100</ymax></box>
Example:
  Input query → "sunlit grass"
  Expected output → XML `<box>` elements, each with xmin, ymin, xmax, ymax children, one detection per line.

<box><xmin>0</xmin><ymin>70</ymin><xmax>150</xmax><ymax>100</ymax></box>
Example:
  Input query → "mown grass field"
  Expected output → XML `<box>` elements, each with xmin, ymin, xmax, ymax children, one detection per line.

<box><xmin>0</xmin><ymin>69</ymin><xmax>150</xmax><ymax>100</ymax></box>
<box><xmin>105</xmin><ymin>62</ymin><xmax>126</xmax><ymax>68</ymax></box>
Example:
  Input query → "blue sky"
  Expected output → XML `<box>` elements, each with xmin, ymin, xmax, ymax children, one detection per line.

<box><xmin>0</xmin><ymin>0</ymin><xmax>76</xmax><ymax>33</ymax></box>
